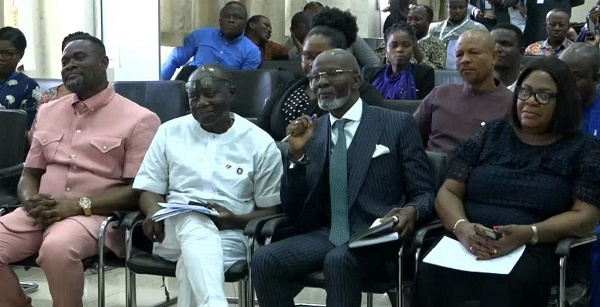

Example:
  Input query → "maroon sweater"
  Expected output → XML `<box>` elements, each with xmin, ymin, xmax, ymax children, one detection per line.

<box><xmin>413</xmin><ymin>81</ymin><xmax>513</xmax><ymax>157</ymax></box>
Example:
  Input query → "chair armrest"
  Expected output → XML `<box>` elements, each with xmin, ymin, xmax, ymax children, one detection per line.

<box><xmin>119</xmin><ymin>210</ymin><xmax>146</xmax><ymax>230</ymax></box>
<box><xmin>0</xmin><ymin>164</ymin><xmax>23</xmax><ymax>180</ymax></box>
<box><xmin>412</xmin><ymin>220</ymin><xmax>444</xmax><ymax>248</ymax></box>
<box><xmin>261</xmin><ymin>215</ymin><xmax>293</xmax><ymax>238</ymax></box>
<box><xmin>555</xmin><ymin>234</ymin><xmax>598</xmax><ymax>257</ymax></box>
<box><xmin>243</xmin><ymin>213</ymin><xmax>285</xmax><ymax>237</ymax></box>
<box><xmin>106</xmin><ymin>210</ymin><xmax>134</xmax><ymax>228</ymax></box>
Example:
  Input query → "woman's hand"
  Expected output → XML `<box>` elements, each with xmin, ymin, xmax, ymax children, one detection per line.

<box><xmin>478</xmin><ymin>224</ymin><xmax>532</xmax><ymax>260</ymax></box>
<box><xmin>454</xmin><ymin>222</ymin><xmax>496</xmax><ymax>258</ymax></box>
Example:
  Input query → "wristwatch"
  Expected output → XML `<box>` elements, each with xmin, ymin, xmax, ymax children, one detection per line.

<box><xmin>79</xmin><ymin>197</ymin><xmax>92</xmax><ymax>216</ymax></box>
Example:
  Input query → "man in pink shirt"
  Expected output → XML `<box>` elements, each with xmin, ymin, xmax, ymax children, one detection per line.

<box><xmin>0</xmin><ymin>34</ymin><xmax>160</xmax><ymax>306</ymax></box>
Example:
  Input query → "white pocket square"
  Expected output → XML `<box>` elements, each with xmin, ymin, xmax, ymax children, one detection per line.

<box><xmin>372</xmin><ymin>144</ymin><xmax>390</xmax><ymax>158</ymax></box>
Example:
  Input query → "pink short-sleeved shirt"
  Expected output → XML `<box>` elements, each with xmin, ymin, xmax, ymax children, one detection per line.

<box><xmin>16</xmin><ymin>84</ymin><xmax>160</xmax><ymax>256</ymax></box>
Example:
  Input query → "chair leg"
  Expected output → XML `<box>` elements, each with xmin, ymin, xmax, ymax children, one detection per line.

<box><xmin>366</xmin><ymin>293</ymin><xmax>374</xmax><ymax>307</ymax></box>
<box><xmin>97</xmin><ymin>215</ymin><xmax>115</xmax><ymax>307</ymax></box>
<box><xmin>19</xmin><ymin>282</ymin><xmax>39</xmax><ymax>294</ymax></box>
<box><xmin>559</xmin><ymin>256</ymin><xmax>567</xmax><ymax>307</ymax></box>
<box><xmin>399</xmin><ymin>245</ymin><xmax>404</xmax><ymax>307</ymax></box>
<box><xmin>238</xmin><ymin>279</ymin><xmax>248</xmax><ymax>307</ymax></box>
<box><xmin>125</xmin><ymin>227</ymin><xmax>137</xmax><ymax>307</ymax></box>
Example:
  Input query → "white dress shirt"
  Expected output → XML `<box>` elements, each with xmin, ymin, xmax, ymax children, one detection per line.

<box><xmin>329</xmin><ymin>98</ymin><xmax>363</xmax><ymax>149</ymax></box>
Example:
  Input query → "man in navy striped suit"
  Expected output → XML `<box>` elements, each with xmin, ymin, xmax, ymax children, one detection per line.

<box><xmin>252</xmin><ymin>49</ymin><xmax>435</xmax><ymax>307</ymax></box>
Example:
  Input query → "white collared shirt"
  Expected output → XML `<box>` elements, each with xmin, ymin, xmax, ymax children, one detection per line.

<box><xmin>133</xmin><ymin>114</ymin><xmax>282</xmax><ymax>215</ymax></box>
<box><xmin>329</xmin><ymin>98</ymin><xmax>363</xmax><ymax>149</ymax></box>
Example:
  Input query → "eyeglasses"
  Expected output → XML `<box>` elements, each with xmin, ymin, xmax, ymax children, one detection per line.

<box><xmin>307</xmin><ymin>69</ymin><xmax>357</xmax><ymax>86</ymax></box>
<box><xmin>185</xmin><ymin>76</ymin><xmax>231</xmax><ymax>93</ymax></box>
<box><xmin>0</xmin><ymin>50</ymin><xmax>17</xmax><ymax>60</ymax></box>
<box><xmin>515</xmin><ymin>86</ymin><xmax>557</xmax><ymax>105</ymax></box>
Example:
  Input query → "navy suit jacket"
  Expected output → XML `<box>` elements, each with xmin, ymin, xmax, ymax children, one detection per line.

<box><xmin>281</xmin><ymin>103</ymin><xmax>435</xmax><ymax>234</ymax></box>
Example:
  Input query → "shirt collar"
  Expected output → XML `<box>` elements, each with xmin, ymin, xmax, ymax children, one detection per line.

<box><xmin>329</xmin><ymin>98</ymin><xmax>363</xmax><ymax>127</ymax></box>
<box><xmin>219</xmin><ymin>29</ymin><xmax>245</xmax><ymax>43</ymax></box>
<box><xmin>541</xmin><ymin>38</ymin><xmax>571</xmax><ymax>50</ymax></box>
<box><xmin>71</xmin><ymin>83</ymin><xmax>115</xmax><ymax>114</ymax></box>
<box><xmin>446</xmin><ymin>17</ymin><xmax>468</xmax><ymax>27</ymax></box>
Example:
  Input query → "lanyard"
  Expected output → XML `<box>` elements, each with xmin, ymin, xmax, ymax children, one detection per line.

<box><xmin>439</xmin><ymin>18</ymin><xmax>470</xmax><ymax>42</ymax></box>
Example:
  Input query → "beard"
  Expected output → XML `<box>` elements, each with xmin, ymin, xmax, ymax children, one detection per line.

<box><xmin>317</xmin><ymin>88</ymin><xmax>351</xmax><ymax>111</ymax></box>
<box><xmin>64</xmin><ymin>75</ymin><xmax>85</xmax><ymax>93</ymax></box>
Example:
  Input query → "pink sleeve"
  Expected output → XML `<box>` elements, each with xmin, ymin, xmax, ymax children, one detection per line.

<box><xmin>24</xmin><ymin>132</ymin><xmax>48</xmax><ymax>170</ymax></box>
<box><xmin>122</xmin><ymin>112</ymin><xmax>161</xmax><ymax>179</ymax></box>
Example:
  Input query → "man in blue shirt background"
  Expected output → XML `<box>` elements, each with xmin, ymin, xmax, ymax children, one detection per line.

<box><xmin>560</xmin><ymin>42</ymin><xmax>600</xmax><ymax>307</ymax></box>
<box><xmin>161</xmin><ymin>1</ymin><xmax>261</xmax><ymax>80</ymax></box>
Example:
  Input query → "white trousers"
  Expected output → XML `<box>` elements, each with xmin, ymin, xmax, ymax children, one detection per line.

<box><xmin>153</xmin><ymin>212</ymin><xmax>247</xmax><ymax>307</ymax></box>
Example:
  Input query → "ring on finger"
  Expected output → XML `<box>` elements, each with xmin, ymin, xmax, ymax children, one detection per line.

<box><xmin>493</xmin><ymin>248</ymin><xmax>498</xmax><ymax>254</ymax></box>
<box><xmin>294</xmin><ymin>120</ymin><xmax>300</xmax><ymax>124</ymax></box>
<box><xmin>469</xmin><ymin>245</ymin><xmax>475</xmax><ymax>253</ymax></box>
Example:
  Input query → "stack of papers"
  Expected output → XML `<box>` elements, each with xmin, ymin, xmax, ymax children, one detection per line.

<box><xmin>423</xmin><ymin>236</ymin><xmax>526</xmax><ymax>274</ymax></box>
<box><xmin>151</xmin><ymin>202</ymin><xmax>220</xmax><ymax>222</ymax></box>
<box><xmin>349</xmin><ymin>217</ymin><xmax>399</xmax><ymax>249</ymax></box>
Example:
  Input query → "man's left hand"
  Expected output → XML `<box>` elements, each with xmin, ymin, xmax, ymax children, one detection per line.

<box><xmin>383</xmin><ymin>206</ymin><xmax>417</xmax><ymax>239</ymax></box>
<box><xmin>477</xmin><ymin>224</ymin><xmax>531</xmax><ymax>260</ymax></box>
<box><xmin>207</xmin><ymin>202</ymin><xmax>239</xmax><ymax>230</ymax></box>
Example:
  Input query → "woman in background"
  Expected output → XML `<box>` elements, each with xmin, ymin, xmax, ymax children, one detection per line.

<box><xmin>264</xmin><ymin>26</ymin><xmax>383</xmax><ymax>140</ymax></box>
<box><xmin>0</xmin><ymin>27</ymin><xmax>41</xmax><ymax>130</ymax></box>
<box><xmin>364</xmin><ymin>23</ymin><xmax>434</xmax><ymax>100</ymax></box>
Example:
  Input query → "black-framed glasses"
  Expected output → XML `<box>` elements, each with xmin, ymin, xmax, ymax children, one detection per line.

<box><xmin>185</xmin><ymin>76</ymin><xmax>231</xmax><ymax>93</ymax></box>
<box><xmin>0</xmin><ymin>50</ymin><xmax>17</xmax><ymax>60</ymax></box>
<box><xmin>515</xmin><ymin>86</ymin><xmax>557</xmax><ymax>105</ymax></box>
<box><xmin>307</xmin><ymin>69</ymin><xmax>357</xmax><ymax>86</ymax></box>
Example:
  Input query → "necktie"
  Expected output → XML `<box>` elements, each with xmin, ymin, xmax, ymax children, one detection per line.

<box><xmin>329</xmin><ymin>119</ymin><xmax>350</xmax><ymax>246</ymax></box>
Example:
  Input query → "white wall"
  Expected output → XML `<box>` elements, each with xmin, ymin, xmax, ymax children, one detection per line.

<box><xmin>573</xmin><ymin>0</ymin><xmax>597</xmax><ymax>23</ymax></box>
<box><xmin>102</xmin><ymin>0</ymin><xmax>160</xmax><ymax>81</ymax></box>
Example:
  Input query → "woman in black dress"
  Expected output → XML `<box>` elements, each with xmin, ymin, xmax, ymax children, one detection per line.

<box><xmin>264</xmin><ymin>26</ymin><xmax>382</xmax><ymax>140</ymax></box>
<box><xmin>415</xmin><ymin>56</ymin><xmax>600</xmax><ymax>307</ymax></box>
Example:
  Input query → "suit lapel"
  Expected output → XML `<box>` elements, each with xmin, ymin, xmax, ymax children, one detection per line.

<box><xmin>306</xmin><ymin>116</ymin><xmax>329</xmax><ymax>193</ymax></box>
<box><xmin>347</xmin><ymin>104</ymin><xmax>383</xmax><ymax>208</ymax></box>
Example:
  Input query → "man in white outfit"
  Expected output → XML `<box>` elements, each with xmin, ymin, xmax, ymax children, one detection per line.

<box><xmin>133</xmin><ymin>64</ymin><xmax>282</xmax><ymax>307</ymax></box>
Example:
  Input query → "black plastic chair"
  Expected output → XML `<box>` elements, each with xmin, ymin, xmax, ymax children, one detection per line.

<box><xmin>0</xmin><ymin>110</ymin><xmax>26</xmax><ymax>211</ymax></box>
<box><xmin>380</xmin><ymin>100</ymin><xmax>421</xmax><ymax>115</ymax></box>
<box><xmin>260</xmin><ymin>151</ymin><xmax>447</xmax><ymax>307</ymax></box>
<box><xmin>120</xmin><ymin>211</ymin><xmax>283</xmax><ymax>307</ymax></box>
<box><xmin>434</xmin><ymin>70</ymin><xmax>462</xmax><ymax>86</ymax></box>
<box><xmin>113</xmin><ymin>81</ymin><xmax>189</xmax><ymax>123</ymax></box>
<box><xmin>229</xmin><ymin>69</ymin><xmax>292</xmax><ymax>130</ymax></box>
<box><xmin>258</xmin><ymin>61</ymin><xmax>304</xmax><ymax>79</ymax></box>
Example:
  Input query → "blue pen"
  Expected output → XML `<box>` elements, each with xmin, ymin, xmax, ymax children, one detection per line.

<box><xmin>280</xmin><ymin>114</ymin><xmax>317</xmax><ymax>143</ymax></box>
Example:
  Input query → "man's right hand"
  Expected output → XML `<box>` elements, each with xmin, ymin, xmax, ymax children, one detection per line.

<box><xmin>285</xmin><ymin>114</ymin><xmax>317</xmax><ymax>160</ymax></box>
<box><xmin>23</xmin><ymin>193</ymin><xmax>55</xmax><ymax>212</ymax></box>
<box><xmin>589</xmin><ymin>7</ymin><xmax>600</xmax><ymax>24</ymax></box>
<box><xmin>585</xmin><ymin>31</ymin><xmax>600</xmax><ymax>48</ymax></box>
<box><xmin>142</xmin><ymin>210</ymin><xmax>165</xmax><ymax>243</ymax></box>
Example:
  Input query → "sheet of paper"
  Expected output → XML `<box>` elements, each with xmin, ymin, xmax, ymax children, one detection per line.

<box><xmin>537</xmin><ymin>0</ymin><xmax>544</xmax><ymax>4</ymax></box>
<box><xmin>423</xmin><ymin>236</ymin><xmax>526</xmax><ymax>275</ymax></box>
<box><xmin>158</xmin><ymin>202</ymin><xmax>219</xmax><ymax>216</ymax></box>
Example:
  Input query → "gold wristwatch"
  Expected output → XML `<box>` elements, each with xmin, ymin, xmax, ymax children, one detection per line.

<box><xmin>79</xmin><ymin>197</ymin><xmax>92</xmax><ymax>216</ymax></box>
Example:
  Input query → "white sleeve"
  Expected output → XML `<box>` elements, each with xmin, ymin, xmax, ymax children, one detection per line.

<box><xmin>253</xmin><ymin>141</ymin><xmax>283</xmax><ymax>208</ymax></box>
<box><xmin>132</xmin><ymin>125</ymin><xmax>169</xmax><ymax>195</ymax></box>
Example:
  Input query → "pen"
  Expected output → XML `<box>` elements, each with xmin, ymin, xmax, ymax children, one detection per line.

<box><xmin>280</xmin><ymin>114</ymin><xmax>317</xmax><ymax>143</ymax></box>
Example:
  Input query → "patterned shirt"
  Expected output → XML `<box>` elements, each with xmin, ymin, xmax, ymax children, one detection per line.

<box><xmin>524</xmin><ymin>38</ymin><xmax>573</xmax><ymax>56</ymax></box>
<box><xmin>376</xmin><ymin>35</ymin><xmax>447</xmax><ymax>70</ymax></box>
<box><xmin>0</xmin><ymin>72</ymin><xmax>42</xmax><ymax>129</ymax></box>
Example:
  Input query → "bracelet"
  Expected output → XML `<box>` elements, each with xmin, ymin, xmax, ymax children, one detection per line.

<box><xmin>529</xmin><ymin>225</ymin><xmax>538</xmax><ymax>244</ymax></box>
<box><xmin>453</xmin><ymin>218</ymin><xmax>468</xmax><ymax>234</ymax></box>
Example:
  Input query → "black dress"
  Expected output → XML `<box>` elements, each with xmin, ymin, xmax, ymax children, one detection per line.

<box><xmin>415</xmin><ymin>119</ymin><xmax>600</xmax><ymax>307</ymax></box>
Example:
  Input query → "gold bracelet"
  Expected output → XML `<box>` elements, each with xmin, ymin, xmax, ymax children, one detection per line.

<box><xmin>530</xmin><ymin>225</ymin><xmax>538</xmax><ymax>244</ymax></box>
<box><xmin>453</xmin><ymin>218</ymin><xmax>468</xmax><ymax>234</ymax></box>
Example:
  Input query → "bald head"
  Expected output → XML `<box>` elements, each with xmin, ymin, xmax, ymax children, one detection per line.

<box><xmin>560</xmin><ymin>43</ymin><xmax>600</xmax><ymax>106</ymax></box>
<box><xmin>309</xmin><ymin>49</ymin><xmax>361</xmax><ymax>115</ymax></box>
<box><xmin>546</xmin><ymin>8</ymin><xmax>569</xmax><ymax>22</ymax></box>
<box><xmin>458</xmin><ymin>29</ymin><xmax>496</xmax><ymax>52</ymax></box>
<box><xmin>560</xmin><ymin>43</ymin><xmax>600</xmax><ymax>74</ymax></box>
<box><xmin>313</xmin><ymin>48</ymin><xmax>360</xmax><ymax>72</ymax></box>
<box><xmin>190</xmin><ymin>64</ymin><xmax>232</xmax><ymax>83</ymax></box>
